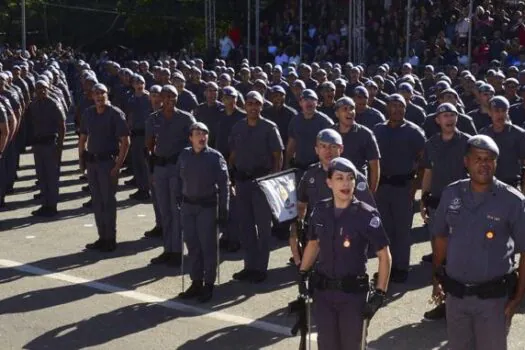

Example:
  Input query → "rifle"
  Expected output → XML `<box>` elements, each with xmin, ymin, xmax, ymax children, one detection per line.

<box><xmin>288</xmin><ymin>220</ymin><xmax>309</xmax><ymax>350</ymax></box>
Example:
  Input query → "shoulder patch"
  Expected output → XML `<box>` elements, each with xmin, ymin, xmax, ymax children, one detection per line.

<box><xmin>369</xmin><ymin>216</ymin><xmax>381</xmax><ymax>228</ymax></box>
<box><xmin>356</xmin><ymin>182</ymin><xmax>367</xmax><ymax>191</ymax></box>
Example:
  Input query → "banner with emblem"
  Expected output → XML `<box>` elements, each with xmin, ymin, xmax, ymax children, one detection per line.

<box><xmin>256</xmin><ymin>169</ymin><xmax>298</xmax><ymax>223</ymax></box>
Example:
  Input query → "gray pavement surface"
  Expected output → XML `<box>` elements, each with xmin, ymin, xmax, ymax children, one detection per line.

<box><xmin>0</xmin><ymin>131</ymin><xmax>524</xmax><ymax>350</ymax></box>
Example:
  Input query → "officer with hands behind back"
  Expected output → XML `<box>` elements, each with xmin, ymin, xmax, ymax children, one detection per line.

<box><xmin>432</xmin><ymin>135</ymin><xmax>525</xmax><ymax>350</ymax></box>
<box><xmin>298</xmin><ymin>157</ymin><xmax>392</xmax><ymax>350</ymax></box>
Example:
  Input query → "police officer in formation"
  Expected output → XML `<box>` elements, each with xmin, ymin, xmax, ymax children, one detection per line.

<box><xmin>0</xmin><ymin>101</ymin><xmax>9</xmax><ymax>206</ymax></box>
<box><xmin>176</xmin><ymin>122</ymin><xmax>229</xmax><ymax>303</ymax></box>
<box><xmin>145</xmin><ymin>85</ymin><xmax>196</xmax><ymax>266</ymax></box>
<box><xmin>299</xmin><ymin>157</ymin><xmax>392</xmax><ymax>350</ymax></box>
<box><xmin>419</xmin><ymin>102</ymin><xmax>472</xmax><ymax>320</ymax></box>
<box><xmin>229</xmin><ymin>91</ymin><xmax>283</xmax><ymax>283</ymax></box>
<box><xmin>432</xmin><ymin>135</ymin><xmax>525</xmax><ymax>350</ymax></box>
<box><xmin>26</xmin><ymin>79</ymin><xmax>66</xmax><ymax>217</ymax></box>
<box><xmin>79</xmin><ymin>83</ymin><xmax>130</xmax><ymax>252</ymax></box>
<box><xmin>374</xmin><ymin>93</ymin><xmax>426</xmax><ymax>282</ymax></box>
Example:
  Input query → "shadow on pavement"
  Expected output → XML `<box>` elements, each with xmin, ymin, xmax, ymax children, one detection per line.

<box><xmin>368</xmin><ymin>320</ymin><xmax>449</xmax><ymax>350</ymax></box>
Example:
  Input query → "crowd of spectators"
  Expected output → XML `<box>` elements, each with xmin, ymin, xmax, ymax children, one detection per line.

<box><xmin>216</xmin><ymin>0</ymin><xmax>525</xmax><ymax>74</ymax></box>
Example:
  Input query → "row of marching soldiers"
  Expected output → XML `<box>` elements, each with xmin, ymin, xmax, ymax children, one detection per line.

<box><xmin>2</xmin><ymin>56</ymin><xmax>525</xmax><ymax>349</ymax></box>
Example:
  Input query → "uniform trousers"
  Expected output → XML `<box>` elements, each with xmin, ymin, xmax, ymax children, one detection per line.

<box><xmin>130</xmin><ymin>135</ymin><xmax>149</xmax><ymax>192</ymax></box>
<box><xmin>181</xmin><ymin>203</ymin><xmax>217</xmax><ymax>284</ymax></box>
<box><xmin>154</xmin><ymin>163</ymin><xmax>182</xmax><ymax>253</ymax></box>
<box><xmin>314</xmin><ymin>289</ymin><xmax>367</xmax><ymax>350</ymax></box>
<box><xmin>375</xmin><ymin>183</ymin><xmax>413</xmax><ymax>271</ymax></box>
<box><xmin>33</xmin><ymin>143</ymin><xmax>60</xmax><ymax>208</ymax></box>
<box><xmin>236</xmin><ymin>179</ymin><xmax>272</xmax><ymax>272</ymax></box>
<box><xmin>446</xmin><ymin>294</ymin><xmax>508</xmax><ymax>350</ymax></box>
<box><xmin>87</xmin><ymin>159</ymin><xmax>118</xmax><ymax>241</ymax></box>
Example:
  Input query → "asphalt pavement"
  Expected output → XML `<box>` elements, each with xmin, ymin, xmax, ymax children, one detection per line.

<box><xmin>0</xmin><ymin>132</ymin><xmax>524</xmax><ymax>350</ymax></box>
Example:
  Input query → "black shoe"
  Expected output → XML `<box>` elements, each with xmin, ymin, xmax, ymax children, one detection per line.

<box><xmin>179</xmin><ymin>280</ymin><xmax>203</xmax><ymax>299</ymax></box>
<box><xmin>82</xmin><ymin>199</ymin><xmax>92</xmax><ymax>208</ymax></box>
<box><xmin>144</xmin><ymin>226</ymin><xmax>162</xmax><ymax>238</ymax></box>
<box><xmin>390</xmin><ymin>268</ymin><xmax>409</xmax><ymax>283</ymax></box>
<box><xmin>150</xmin><ymin>252</ymin><xmax>171</xmax><ymax>265</ymax></box>
<box><xmin>232</xmin><ymin>269</ymin><xmax>253</xmax><ymax>281</ymax></box>
<box><xmin>31</xmin><ymin>206</ymin><xmax>50</xmax><ymax>217</ymax></box>
<box><xmin>79</xmin><ymin>174</ymin><xmax>87</xmax><ymax>180</ymax></box>
<box><xmin>166</xmin><ymin>252</ymin><xmax>182</xmax><ymax>267</ymax></box>
<box><xmin>6</xmin><ymin>187</ymin><xmax>14</xmax><ymax>195</ymax></box>
<box><xmin>422</xmin><ymin>253</ymin><xmax>433</xmax><ymax>263</ymax></box>
<box><xmin>124</xmin><ymin>177</ymin><xmax>136</xmax><ymax>186</ymax></box>
<box><xmin>423</xmin><ymin>303</ymin><xmax>446</xmax><ymax>321</ymax></box>
<box><xmin>81</xmin><ymin>185</ymin><xmax>90</xmax><ymax>192</ymax></box>
<box><xmin>226</xmin><ymin>241</ymin><xmax>240</xmax><ymax>253</ymax></box>
<box><xmin>197</xmin><ymin>283</ymin><xmax>214</xmax><ymax>303</ymax></box>
<box><xmin>129</xmin><ymin>190</ymin><xmax>150</xmax><ymax>201</ymax></box>
<box><xmin>33</xmin><ymin>193</ymin><xmax>41</xmax><ymax>200</ymax></box>
<box><xmin>85</xmin><ymin>239</ymin><xmax>104</xmax><ymax>250</ymax></box>
<box><xmin>249</xmin><ymin>270</ymin><xmax>267</xmax><ymax>283</ymax></box>
<box><xmin>99</xmin><ymin>240</ymin><xmax>117</xmax><ymax>252</ymax></box>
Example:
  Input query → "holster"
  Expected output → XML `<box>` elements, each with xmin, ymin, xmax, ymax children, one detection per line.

<box><xmin>311</xmin><ymin>272</ymin><xmax>369</xmax><ymax>294</ymax></box>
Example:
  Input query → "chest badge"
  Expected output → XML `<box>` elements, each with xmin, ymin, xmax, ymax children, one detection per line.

<box><xmin>343</xmin><ymin>235</ymin><xmax>351</xmax><ymax>248</ymax></box>
<box><xmin>309</xmin><ymin>177</ymin><xmax>315</xmax><ymax>184</ymax></box>
<box><xmin>486</xmin><ymin>231</ymin><xmax>494</xmax><ymax>239</ymax></box>
<box><xmin>448</xmin><ymin>197</ymin><xmax>462</xmax><ymax>211</ymax></box>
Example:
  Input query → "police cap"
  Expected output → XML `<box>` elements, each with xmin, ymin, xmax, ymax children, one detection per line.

<box><xmin>161</xmin><ymin>84</ymin><xmax>178</xmax><ymax>96</ymax></box>
<box><xmin>172</xmin><ymin>71</ymin><xmax>186</xmax><ymax>82</ymax></box>
<box><xmin>504</xmin><ymin>78</ymin><xmax>519</xmax><ymax>86</ymax></box>
<box><xmin>327</xmin><ymin>157</ymin><xmax>358</xmax><ymax>177</ymax></box>
<box><xmin>322</xmin><ymin>81</ymin><xmax>336</xmax><ymax>91</ymax></box>
<box><xmin>467</xmin><ymin>135</ymin><xmax>499</xmax><ymax>157</ymax></box>
<box><xmin>293</xmin><ymin>80</ymin><xmax>306</xmax><ymax>89</ymax></box>
<box><xmin>270</xmin><ymin>85</ymin><xmax>286</xmax><ymax>95</ymax></box>
<box><xmin>436</xmin><ymin>102</ymin><xmax>458</xmax><ymax>115</ymax></box>
<box><xmin>334</xmin><ymin>96</ymin><xmax>355</xmax><ymax>110</ymax></box>
<box><xmin>301</xmin><ymin>89</ymin><xmax>318</xmax><ymax>100</ymax></box>
<box><xmin>223</xmin><ymin>86</ymin><xmax>238</xmax><ymax>97</ymax></box>
<box><xmin>36</xmin><ymin>80</ymin><xmax>50</xmax><ymax>89</ymax></box>
<box><xmin>246</xmin><ymin>91</ymin><xmax>264</xmax><ymax>104</ymax></box>
<box><xmin>387</xmin><ymin>93</ymin><xmax>406</xmax><ymax>107</ymax></box>
<box><xmin>365</xmin><ymin>80</ymin><xmax>378</xmax><ymax>89</ymax></box>
<box><xmin>489</xmin><ymin>96</ymin><xmax>510</xmax><ymax>110</ymax></box>
<box><xmin>354</xmin><ymin>86</ymin><xmax>369</xmax><ymax>98</ymax></box>
<box><xmin>398</xmin><ymin>82</ymin><xmax>414</xmax><ymax>94</ymax></box>
<box><xmin>254</xmin><ymin>79</ymin><xmax>268</xmax><ymax>88</ymax></box>
<box><xmin>190</xmin><ymin>122</ymin><xmax>209</xmax><ymax>134</ymax></box>
<box><xmin>478</xmin><ymin>83</ymin><xmax>495</xmax><ymax>94</ymax></box>
<box><xmin>150</xmin><ymin>85</ymin><xmax>162</xmax><ymax>94</ymax></box>
<box><xmin>206</xmin><ymin>82</ymin><xmax>219</xmax><ymax>91</ymax></box>
<box><xmin>92</xmin><ymin>83</ymin><xmax>108</xmax><ymax>93</ymax></box>
<box><xmin>317</xmin><ymin>128</ymin><xmax>343</xmax><ymax>145</ymax></box>
<box><xmin>334</xmin><ymin>78</ymin><xmax>347</xmax><ymax>87</ymax></box>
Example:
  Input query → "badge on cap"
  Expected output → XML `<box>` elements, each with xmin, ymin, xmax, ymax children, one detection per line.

<box><xmin>486</xmin><ymin>231</ymin><xmax>494</xmax><ymax>239</ymax></box>
<box><xmin>343</xmin><ymin>235</ymin><xmax>351</xmax><ymax>248</ymax></box>
<box><xmin>369</xmin><ymin>216</ymin><xmax>381</xmax><ymax>228</ymax></box>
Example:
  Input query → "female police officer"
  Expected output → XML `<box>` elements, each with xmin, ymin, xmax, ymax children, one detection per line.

<box><xmin>298</xmin><ymin>157</ymin><xmax>392</xmax><ymax>350</ymax></box>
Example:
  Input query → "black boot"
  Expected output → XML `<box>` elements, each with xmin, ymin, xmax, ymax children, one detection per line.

<box><xmin>150</xmin><ymin>252</ymin><xmax>171</xmax><ymax>264</ymax></box>
<box><xmin>166</xmin><ymin>252</ymin><xmax>182</xmax><ymax>267</ymax></box>
<box><xmin>129</xmin><ymin>190</ymin><xmax>150</xmax><ymax>201</ymax></box>
<box><xmin>179</xmin><ymin>280</ymin><xmax>203</xmax><ymax>299</ymax></box>
<box><xmin>144</xmin><ymin>225</ymin><xmax>162</xmax><ymax>238</ymax></box>
<box><xmin>197</xmin><ymin>283</ymin><xmax>214</xmax><ymax>303</ymax></box>
<box><xmin>85</xmin><ymin>239</ymin><xmax>104</xmax><ymax>250</ymax></box>
<box><xmin>99</xmin><ymin>239</ymin><xmax>117</xmax><ymax>252</ymax></box>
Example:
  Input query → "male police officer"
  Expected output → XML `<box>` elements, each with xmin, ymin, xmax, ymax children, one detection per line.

<box><xmin>285</xmin><ymin>89</ymin><xmax>333</xmax><ymax>177</ymax></box>
<box><xmin>146</xmin><ymin>85</ymin><xmax>196</xmax><ymax>266</ymax></box>
<box><xmin>432</xmin><ymin>135</ymin><xmax>525</xmax><ymax>350</ymax></box>
<box><xmin>176</xmin><ymin>122</ymin><xmax>229</xmax><ymax>303</ymax></box>
<box><xmin>79</xmin><ymin>83</ymin><xmax>130</xmax><ymax>252</ymax></box>
<box><xmin>0</xmin><ymin>102</ymin><xmax>9</xmax><ymax>207</ymax></box>
<box><xmin>26</xmin><ymin>80</ymin><xmax>66</xmax><ymax>217</ymax></box>
<box><xmin>480</xmin><ymin>96</ymin><xmax>525</xmax><ymax>191</ymax></box>
<box><xmin>354</xmin><ymin>86</ymin><xmax>385</xmax><ymax>130</ymax></box>
<box><xmin>419</xmin><ymin>102</ymin><xmax>471</xmax><ymax>319</ymax></box>
<box><xmin>291</xmin><ymin>128</ymin><xmax>376</xmax><ymax>266</ymax></box>
<box><xmin>374</xmin><ymin>94</ymin><xmax>426</xmax><ymax>282</ymax></box>
<box><xmin>333</xmin><ymin>96</ymin><xmax>381</xmax><ymax>191</ymax></box>
<box><xmin>298</xmin><ymin>157</ymin><xmax>392</xmax><ymax>350</ymax></box>
<box><xmin>194</xmin><ymin>82</ymin><xmax>224</xmax><ymax>147</ymax></box>
<box><xmin>126</xmin><ymin>74</ymin><xmax>151</xmax><ymax>201</ymax></box>
<box><xmin>229</xmin><ymin>91</ymin><xmax>284</xmax><ymax>283</ymax></box>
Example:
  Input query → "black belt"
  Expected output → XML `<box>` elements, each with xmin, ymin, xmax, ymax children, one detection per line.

<box><xmin>182</xmin><ymin>195</ymin><xmax>217</xmax><ymax>207</ymax></box>
<box><xmin>235</xmin><ymin>168</ymin><xmax>271</xmax><ymax>181</ymax></box>
<box><xmin>84</xmin><ymin>151</ymin><xmax>117</xmax><ymax>163</ymax></box>
<box><xmin>131</xmin><ymin>129</ymin><xmax>145</xmax><ymax>137</ymax></box>
<box><xmin>154</xmin><ymin>153</ymin><xmax>179</xmax><ymax>167</ymax></box>
<box><xmin>439</xmin><ymin>270</ymin><xmax>517</xmax><ymax>299</ymax></box>
<box><xmin>379</xmin><ymin>172</ymin><xmax>415</xmax><ymax>187</ymax></box>
<box><xmin>312</xmin><ymin>272</ymin><xmax>369</xmax><ymax>294</ymax></box>
<box><xmin>32</xmin><ymin>134</ymin><xmax>57</xmax><ymax>145</ymax></box>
